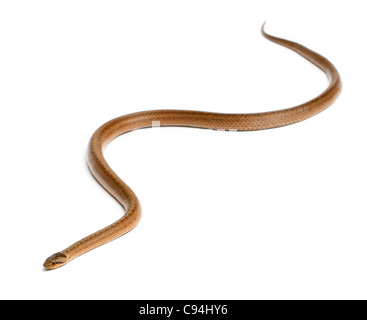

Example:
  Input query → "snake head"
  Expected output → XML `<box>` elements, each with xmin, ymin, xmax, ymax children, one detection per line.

<box><xmin>43</xmin><ymin>252</ymin><xmax>67</xmax><ymax>270</ymax></box>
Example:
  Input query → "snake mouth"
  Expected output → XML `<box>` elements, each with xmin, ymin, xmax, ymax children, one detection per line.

<box><xmin>43</xmin><ymin>252</ymin><xmax>67</xmax><ymax>270</ymax></box>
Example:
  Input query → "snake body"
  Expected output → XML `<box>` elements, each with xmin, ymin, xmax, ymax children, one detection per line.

<box><xmin>44</xmin><ymin>25</ymin><xmax>341</xmax><ymax>269</ymax></box>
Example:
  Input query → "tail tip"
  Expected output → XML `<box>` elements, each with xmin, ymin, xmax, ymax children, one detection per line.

<box><xmin>261</xmin><ymin>22</ymin><xmax>267</xmax><ymax>35</ymax></box>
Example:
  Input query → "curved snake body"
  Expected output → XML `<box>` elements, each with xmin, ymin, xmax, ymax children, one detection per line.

<box><xmin>44</xmin><ymin>25</ymin><xmax>341</xmax><ymax>269</ymax></box>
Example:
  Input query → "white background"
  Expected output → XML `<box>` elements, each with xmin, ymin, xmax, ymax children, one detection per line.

<box><xmin>0</xmin><ymin>0</ymin><xmax>366</xmax><ymax>300</ymax></box>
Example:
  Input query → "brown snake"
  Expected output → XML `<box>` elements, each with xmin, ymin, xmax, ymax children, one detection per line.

<box><xmin>44</xmin><ymin>24</ymin><xmax>341</xmax><ymax>269</ymax></box>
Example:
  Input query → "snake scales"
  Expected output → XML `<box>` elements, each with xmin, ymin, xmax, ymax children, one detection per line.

<box><xmin>44</xmin><ymin>25</ymin><xmax>341</xmax><ymax>269</ymax></box>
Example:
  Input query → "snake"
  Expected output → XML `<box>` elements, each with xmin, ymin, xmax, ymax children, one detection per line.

<box><xmin>43</xmin><ymin>24</ymin><xmax>341</xmax><ymax>270</ymax></box>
